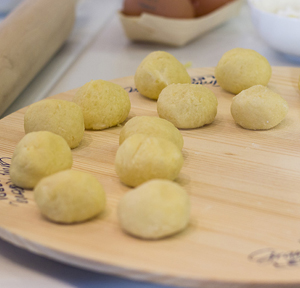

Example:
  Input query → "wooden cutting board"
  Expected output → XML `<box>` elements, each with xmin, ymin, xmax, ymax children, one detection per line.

<box><xmin>1</xmin><ymin>67</ymin><xmax>300</xmax><ymax>288</ymax></box>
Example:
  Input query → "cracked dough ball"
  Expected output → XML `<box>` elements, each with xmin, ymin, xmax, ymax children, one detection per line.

<box><xmin>231</xmin><ymin>85</ymin><xmax>288</xmax><ymax>130</ymax></box>
<box><xmin>118</xmin><ymin>179</ymin><xmax>190</xmax><ymax>240</ymax></box>
<box><xmin>115</xmin><ymin>134</ymin><xmax>183</xmax><ymax>187</ymax></box>
<box><xmin>119</xmin><ymin>116</ymin><xmax>184</xmax><ymax>150</ymax></box>
<box><xmin>34</xmin><ymin>169</ymin><xmax>106</xmax><ymax>224</ymax></box>
<box><xmin>24</xmin><ymin>99</ymin><xmax>84</xmax><ymax>149</ymax></box>
<box><xmin>215</xmin><ymin>48</ymin><xmax>272</xmax><ymax>94</ymax></box>
<box><xmin>134</xmin><ymin>51</ymin><xmax>191</xmax><ymax>100</ymax></box>
<box><xmin>157</xmin><ymin>83</ymin><xmax>218</xmax><ymax>129</ymax></box>
<box><xmin>10</xmin><ymin>131</ymin><xmax>72</xmax><ymax>189</ymax></box>
<box><xmin>73</xmin><ymin>79</ymin><xmax>131</xmax><ymax>130</ymax></box>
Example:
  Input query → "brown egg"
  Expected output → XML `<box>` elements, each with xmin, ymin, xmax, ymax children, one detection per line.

<box><xmin>122</xmin><ymin>0</ymin><xmax>195</xmax><ymax>19</ymax></box>
<box><xmin>190</xmin><ymin>0</ymin><xmax>234</xmax><ymax>17</ymax></box>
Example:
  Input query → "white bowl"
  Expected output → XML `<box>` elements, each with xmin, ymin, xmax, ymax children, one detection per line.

<box><xmin>248</xmin><ymin>0</ymin><xmax>300</xmax><ymax>58</ymax></box>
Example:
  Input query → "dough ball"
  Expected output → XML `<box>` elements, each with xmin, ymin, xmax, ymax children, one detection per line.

<box><xmin>24</xmin><ymin>99</ymin><xmax>84</xmax><ymax>149</ymax></box>
<box><xmin>73</xmin><ymin>79</ymin><xmax>131</xmax><ymax>130</ymax></box>
<box><xmin>118</xmin><ymin>179</ymin><xmax>190</xmax><ymax>240</ymax></box>
<box><xmin>134</xmin><ymin>51</ymin><xmax>191</xmax><ymax>100</ymax></box>
<box><xmin>10</xmin><ymin>131</ymin><xmax>73</xmax><ymax>189</ymax></box>
<box><xmin>231</xmin><ymin>85</ymin><xmax>288</xmax><ymax>130</ymax></box>
<box><xmin>119</xmin><ymin>116</ymin><xmax>184</xmax><ymax>150</ymax></box>
<box><xmin>115</xmin><ymin>134</ymin><xmax>183</xmax><ymax>187</ymax></box>
<box><xmin>157</xmin><ymin>83</ymin><xmax>218</xmax><ymax>129</ymax></box>
<box><xmin>215</xmin><ymin>48</ymin><xmax>272</xmax><ymax>94</ymax></box>
<box><xmin>34</xmin><ymin>170</ymin><xmax>106</xmax><ymax>224</ymax></box>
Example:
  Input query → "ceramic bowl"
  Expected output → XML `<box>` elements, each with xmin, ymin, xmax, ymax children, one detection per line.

<box><xmin>248</xmin><ymin>0</ymin><xmax>300</xmax><ymax>59</ymax></box>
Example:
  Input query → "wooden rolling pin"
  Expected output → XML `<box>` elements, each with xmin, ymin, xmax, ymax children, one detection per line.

<box><xmin>0</xmin><ymin>0</ymin><xmax>76</xmax><ymax>116</ymax></box>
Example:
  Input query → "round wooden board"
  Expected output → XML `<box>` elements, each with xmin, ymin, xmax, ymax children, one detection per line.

<box><xmin>1</xmin><ymin>67</ymin><xmax>300</xmax><ymax>288</ymax></box>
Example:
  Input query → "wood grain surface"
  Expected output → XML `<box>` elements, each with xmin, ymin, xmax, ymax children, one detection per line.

<box><xmin>1</xmin><ymin>67</ymin><xmax>300</xmax><ymax>288</ymax></box>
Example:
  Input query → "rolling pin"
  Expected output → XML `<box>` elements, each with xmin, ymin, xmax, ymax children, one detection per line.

<box><xmin>0</xmin><ymin>0</ymin><xmax>76</xmax><ymax>116</ymax></box>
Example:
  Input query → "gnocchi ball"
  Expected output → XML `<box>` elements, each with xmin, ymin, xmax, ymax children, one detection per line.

<box><xmin>119</xmin><ymin>116</ymin><xmax>184</xmax><ymax>150</ymax></box>
<box><xmin>34</xmin><ymin>170</ymin><xmax>106</xmax><ymax>224</ymax></box>
<box><xmin>118</xmin><ymin>179</ymin><xmax>190</xmax><ymax>240</ymax></box>
<box><xmin>24</xmin><ymin>99</ymin><xmax>84</xmax><ymax>149</ymax></box>
<box><xmin>134</xmin><ymin>51</ymin><xmax>191</xmax><ymax>100</ymax></box>
<box><xmin>115</xmin><ymin>134</ymin><xmax>183</xmax><ymax>187</ymax></box>
<box><xmin>231</xmin><ymin>85</ymin><xmax>288</xmax><ymax>130</ymax></box>
<box><xmin>157</xmin><ymin>83</ymin><xmax>218</xmax><ymax>129</ymax></box>
<box><xmin>215</xmin><ymin>48</ymin><xmax>272</xmax><ymax>94</ymax></box>
<box><xmin>73</xmin><ymin>79</ymin><xmax>131</xmax><ymax>130</ymax></box>
<box><xmin>10</xmin><ymin>131</ymin><xmax>72</xmax><ymax>189</ymax></box>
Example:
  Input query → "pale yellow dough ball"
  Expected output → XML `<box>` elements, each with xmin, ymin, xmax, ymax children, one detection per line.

<box><xmin>231</xmin><ymin>85</ymin><xmax>288</xmax><ymax>130</ymax></box>
<box><xmin>115</xmin><ymin>134</ymin><xmax>183</xmax><ymax>187</ymax></box>
<box><xmin>118</xmin><ymin>179</ymin><xmax>190</xmax><ymax>239</ymax></box>
<box><xmin>157</xmin><ymin>83</ymin><xmax>218</xmax><ymax>129</ymax></box>
<box><xmin>10</xmin><ymin>131</ymin><xmax>72</xmax><ymax>189</ymax></box>
<box><xmin>134</xmin><ymin>51</ymin><xmax>191</xmax><ymax>100</ymax></box>
<box><xmin>24</xmin><ymin>99</ymin><xmax>84</xmax><ymax>149</ymax></box>
<box><xmin>119</xmin><ymin>116</ymin><xmax>184</xmax><ymax>150</ymax></box>
<box><xmin>215</xmin><ymin>48</ymin><xmax>272</xmax><ymax>94</ymax></box>
<box><xmin>73</xmin><ymin>80</ymin><xmax>131</xmax><ymax>130</ymax></box>
<box><xmin>34</xmin><ymin>170</ymin><xmax>106</xmax><ymax>224</ymax></box>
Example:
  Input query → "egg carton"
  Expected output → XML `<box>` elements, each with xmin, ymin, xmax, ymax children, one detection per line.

<box><xmin>119</xmin><ymin>0</ymin><xmax>243</xmax><ymax>47</ymax></box>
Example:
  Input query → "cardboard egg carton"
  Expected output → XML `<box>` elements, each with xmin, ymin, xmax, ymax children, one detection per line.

<box><xmin>119</xmin><ymin>0</ymin><xmax>243</xmax><ymax>47</ymax></box>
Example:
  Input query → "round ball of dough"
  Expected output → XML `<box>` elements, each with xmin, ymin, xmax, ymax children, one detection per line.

<box><xmin>118</xmin><ymin>179</ymin><xmax>190</xmax><ymax>239</ymax></box>
<box><xmin>119</xmin><ymin>116</ymin><xmax>184</xmax><ymax>150</ymax></box>
<box><xmin>231</xmin><ymin>85</ymin><xmax>288</xmax><ymax>130</ymax></box>
<box><xmin>34</xmin><ymin>170</ymin><xmax>106</xmax><ymax>224</ymax></box>
<box><xmin>115</xmin><ymin>134</ymin><xmax>183</xmax><ymax>187</ymax></box>
<box><xmin>134</xmin><ymin>51</ymin><xmax>191</xmax><ymax>100</ymax></box>
<box><xmin>10</xmin><ymin>131</ymin><xmax>73</xmax><ymax>189</ymax></box>
<box><xmin>24</xmin><ymin>99</ymin><xmax>84</xmax><ymax>149</ymax></box>
<box><xmin>157</xmin><ymin>83</ymin><xmax>218</xmax><ymax>129</ymax></box>
<box><xmin>73</xmin><ymin>79</ymin><xmax>131</xmax><ymax>130</ymax></box>
<box><xmin>215</xmin><ymin>48</ymin><xmax>272</xmax><ymax>94</ymax></box>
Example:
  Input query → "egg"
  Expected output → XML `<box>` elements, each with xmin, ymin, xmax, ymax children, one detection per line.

<box><xmin>191</xmin><ymin>0</ymin><xmax>235</xmax><ymax>17</ymax></box>
<box><xmin>122</xmin><ymin>0</ymin><xmax>235</xmax><ymax>19</ymax></box>
<box><xmin>122</xmin><ymin>0</ymin><xmax>195</xmax><ymax>19</ymax></box>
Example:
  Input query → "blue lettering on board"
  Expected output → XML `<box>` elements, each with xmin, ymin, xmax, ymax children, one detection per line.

<box><xmin>0</xmin><ymin>157</ymin><xmax>28</xmax><ymax>205</ymax></box>
<box><xmin>248</xmin><ymin>244</ymin><xmax>300</xmax><ymax>268</ymax></box>
<box><xmin>124</xmin><ymin>75</ymin><xmax>219</xmax><ymax>93</ymax></box>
